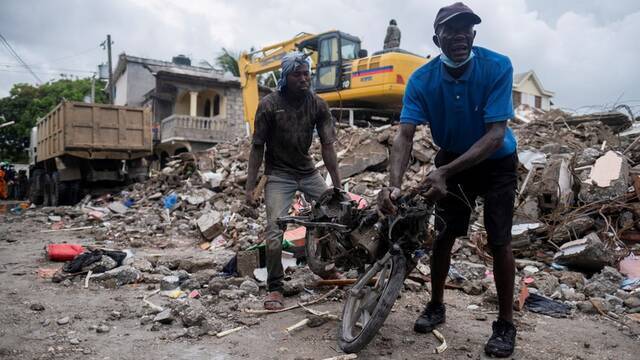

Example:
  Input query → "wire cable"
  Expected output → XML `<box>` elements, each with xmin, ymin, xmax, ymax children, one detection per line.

<box><xmin>0</xmin><ymin>32</ymin><xmax>42</xmax><ymax>83</ymax></box>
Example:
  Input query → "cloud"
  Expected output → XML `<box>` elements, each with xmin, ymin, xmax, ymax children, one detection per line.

<box><xmin>0</xmin><ymin>0</ymin><xmax>639</xmax><ymax>111</ymax></box>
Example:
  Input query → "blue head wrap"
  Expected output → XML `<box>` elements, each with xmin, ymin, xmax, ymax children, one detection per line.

<box><xmin>277</xmin><ymin>51</ymin><xmax>312</xmax><ymax>93</ymax></box>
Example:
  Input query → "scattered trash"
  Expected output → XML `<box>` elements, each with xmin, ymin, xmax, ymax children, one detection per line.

<box><xmin>47</xmin><ymin>244</ymin><xmax>85</xmax><ymax>262</ymax></box>
<box><xmin>525</xmin><ymin>293</ymin><xmax>572</xmax><ymax>318</ymax></box>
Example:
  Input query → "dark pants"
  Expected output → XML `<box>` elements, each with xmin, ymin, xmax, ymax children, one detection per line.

<box><xmin>428</xmin><ymin>150</ymin><xmax>518</xmax><ymax>320</ymax></box>
<box><xmin>434</xmin><ymin>150</ymin><xmax>518</xmax><ymax>247</ymax></box>
<box><xmin>265</xmin><ymin>172</ymin><xmax>328</xmax><ymax>292</ymax></box>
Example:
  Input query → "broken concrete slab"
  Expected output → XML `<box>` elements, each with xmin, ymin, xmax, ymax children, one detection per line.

<box><xmin>551</xmin><ymin>217</ymin><xmax>595</xmax><ymax>244</ymax></box>
<box><xmin>153</xmin><ymin>309</ymin><xmax>175</xmax><ymax>324</ymax></box>
<box><xmin>579</xmin><ymin>151</ymin><xmax>630</xmax><ymax>203</ymax></box>
<box><xmin>553</xmin><ymin>233</ymin><xmax>613</xmax><ymax>271</ymax></box>
<box><xmin>107</xmin><ymin>202</ymin><xmax>129</xmax><ymax>214</ymax></box>
<box><xmin>160</xmin><ymin>275</ymin><xmax>181</xmax><ymax>291</ymax></box>
<box><xmin>197</xmin><ymin>211</ymin><xmax>224</xmax><ymax>240</ymax></box>
<box><xmin>338</xmin><ymin>140</ymin><xmax>388</xmax><ymax>179</ymax></box>
<box><xmin>183</xmin><ymin>188</ymin><xmax>216</xmax><ymax>206</ymax></box>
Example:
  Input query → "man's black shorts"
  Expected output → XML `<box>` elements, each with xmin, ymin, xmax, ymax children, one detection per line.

<box><xmin>434</xmin><ymin>150</ymin><xmax>518</xmax><ymax>248</ymax></box>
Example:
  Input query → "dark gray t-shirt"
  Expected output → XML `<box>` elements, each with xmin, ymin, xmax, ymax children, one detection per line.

<box><xmin>252</xmin><ymin>92</ymin><xmax>336</xmax><ymax>179</ymax></box>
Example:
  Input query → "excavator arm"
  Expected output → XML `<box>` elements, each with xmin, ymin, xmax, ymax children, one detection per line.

<box><xmin>239</xmin><ymin>32</ymin><xmax>317</xmax><ymax>134</ymax></box>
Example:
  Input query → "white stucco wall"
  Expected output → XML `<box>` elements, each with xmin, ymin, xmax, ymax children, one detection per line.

<box><xmin>114</xmin><ymin>70</ymin><xmax>128</xmax><ymax>106</ymax></box>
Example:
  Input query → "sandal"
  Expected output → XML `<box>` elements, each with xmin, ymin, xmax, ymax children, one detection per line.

<box><xmin>264</xmin><ymin>291</ymin><xmax>284</xmax><ymax>310</ymax></box>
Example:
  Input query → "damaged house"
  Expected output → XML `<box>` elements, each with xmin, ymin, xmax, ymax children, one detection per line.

<box><xmin>513</xmin><ymin>70</ymin><xmax>554</xmax><ymax>111</ymax></box>
<box><xmin>111</xmin><ymin>54</ymin><xmax>252</xmax><ymax>161</ymax></box>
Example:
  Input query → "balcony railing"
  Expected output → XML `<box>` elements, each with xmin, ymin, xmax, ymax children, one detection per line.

<box><xmin>160</xmin><ymin>114</ymin><xmax>236</xmax><ymax>144</ymax></box>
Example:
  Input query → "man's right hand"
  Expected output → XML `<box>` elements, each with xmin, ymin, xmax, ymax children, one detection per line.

<box><xmin>245</xmin><ymin>189</ymin><xmax>258</xmax><ymax>208</ymax></box>
<box><xmin>377</xmin><ymin>186</ymin><xmax>401</xmax><ymax>215</ymax></box>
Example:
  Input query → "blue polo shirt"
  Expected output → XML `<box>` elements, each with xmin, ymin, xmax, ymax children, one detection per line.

<box><xmin>400</xmin><ymin>46</ymin><xmax>516</xmax><ymax>159</ymax></box>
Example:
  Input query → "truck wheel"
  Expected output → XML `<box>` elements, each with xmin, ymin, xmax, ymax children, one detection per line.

<box><xmin>66</xmin><ymin>180</ymin><xmax>81</xmax><ymax>205</ymax></box>
<box><xmin>49</xmin><ymin>172</ymin><xmax>60</xmax><ymax>206</ymax></box>
<box><xmin>29</xmin><ymin>169</ymin><xmax>45</xmax><ymax>205</ymax></box>
<box><xmin>43</xmin><ymin>174</ymin><xmax>52</xmax><ymax>206</ymax></box>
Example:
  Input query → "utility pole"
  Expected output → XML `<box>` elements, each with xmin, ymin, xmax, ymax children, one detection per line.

<box><xmin>91</xmin><ymin>74</ymin><xmax>96</xmax><ymax>103</ymax></box>
<box><xmin>107</xmin><ymin>34</ymin><xmax>113</xmax><ymax>104</ymax></box>
<box><xmin>101</xmin><ymin>35</ymin><xmax>114</xmax><ymax>104</ymax></box>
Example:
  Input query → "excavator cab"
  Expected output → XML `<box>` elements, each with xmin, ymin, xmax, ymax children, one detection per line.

<box><xmin>298</xmin><ymin>31</ymin><xmax>363</xmax><ymax>93</ymax></box>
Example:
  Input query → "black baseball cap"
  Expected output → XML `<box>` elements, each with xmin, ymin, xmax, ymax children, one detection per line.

<box><xmin>434</xmin><ymin>2</ymin><xmax>481</xmax><ymax>31</ymax></box>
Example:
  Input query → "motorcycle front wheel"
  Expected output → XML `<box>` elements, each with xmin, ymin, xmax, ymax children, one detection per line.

<box><xmin>338</xmin><ymin>252</ymin><xmax>406</xmax><ymax>354</ymax></box>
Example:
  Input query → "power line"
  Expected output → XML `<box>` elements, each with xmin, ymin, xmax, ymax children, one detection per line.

<box><xmin>0</xmin><ymin>68</ymin><xmax>93</xmax><ymax>76</ymax></box>
<box><xmin>0</xmin><ymin>45</ymin><xmax>101</xmax><ymax>67</ymax></box>
<box><xmin>0</xmin><ymin>64</ymin><xmax>94</xmax><ymax>73</ymax></box>
<box><xmin>0</xmin><ymin>32</ymin><xmax>42</xmax><ymax>84</ymax></box>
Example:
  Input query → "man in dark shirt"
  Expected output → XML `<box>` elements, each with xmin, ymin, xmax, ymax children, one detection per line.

<box><xmin>245</xmin><ymin>52</ymin><xmax>341</xmax><ymax>310</ymax></box>
<box><xmin>378</xmin><ymin>3</ymin><xmax>518</xmax><ymax>357</ymax></box>
<box><xmin>384</xmin><ymin>19</ymin><xmax>401</xmax><ymax>49</ymax></box>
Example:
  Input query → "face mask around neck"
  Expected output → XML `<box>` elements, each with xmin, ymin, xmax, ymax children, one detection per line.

<box><xmin>440</xmin><ymin>50</ymin><xmax>475</xmax><ymax>69</ymax></box>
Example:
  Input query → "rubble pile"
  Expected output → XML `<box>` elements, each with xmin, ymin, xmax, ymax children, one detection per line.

<box><xmin>31</xmin><ymin>104</ymin><xmax>640</xmax><ymax>334</ymax></box>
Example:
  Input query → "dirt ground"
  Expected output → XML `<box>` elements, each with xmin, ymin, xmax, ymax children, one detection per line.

<box><xmin>1</xmin><ymin>202</ymin><xmax>639</xmax><ymax>360</ymax></box>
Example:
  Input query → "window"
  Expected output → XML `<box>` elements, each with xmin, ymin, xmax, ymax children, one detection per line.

<box><xmin>213</xmin><ymin>95</ymin><xmax>220</xmax><ymax>115</ymax></box>
<box><xmin>318</xmin><ymin>67</ymin><xmax>337</xmax><ymax>87</ymax></box>
<box><xmin>341</xmin><ymin>39</ymin><xmax>358</xmax><ymax>60</ymax></box>
<box><xmin>512</xmin><ymin>91</ymin><xmax>521</xmax><ymax>107</ymax></box>
<box><xmin>535</xmin><ymin>96</ymin><xmax>542</xmax><ymax>109</ymax></box>
<box><xmin>319</xmin><ymin>38</ymin><xmax>338</xmax><ymax>62</ymax></box>
<box><xmin>204</xmin><ymin>99</ymin><xmax>211</xmax><ymax>117</ymax></box>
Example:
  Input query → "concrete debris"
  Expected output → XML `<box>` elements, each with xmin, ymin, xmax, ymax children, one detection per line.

<box><xmin>91</xmin><ymin>266</ymin><xmax>142</xmax><ymax>287</ymax></box>
<box><xmin>107</xmin><ymin>202</ymin><xmax>129</xmax><ymax>214</ymax></box>
<box><xmin>579</xmin><ymin>151</ymin><xmax>630</xmax><ymax>203</ymax></box>
<box><xmin>553</xmin><ymin>233</ymin><xmax>613</xmax><ymax>271</ymax></box>
<box><xmin>584</xmin><ymin>266</ymin><xmax>624</xmax><ymax>298</ymax></box>
<box><xmin>153</xmin><ymin>309</ymin><xmax>175</xmax><ymax>324</ymax></box>
<box><xmin>550</xmin><ymin>217</ymin><xmax>595</xmax><ymax>244</ymax></box>
<box><xmin>197</xmin><ymin>211</ymin><xmax>224</xmax><ymax>241</ymax></box>
<box><xmin>160</xmin><ymin>275</ymin><xmax>181</xmax><ymax>291</ymax></box>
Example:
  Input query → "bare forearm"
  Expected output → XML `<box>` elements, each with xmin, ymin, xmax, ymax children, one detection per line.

<box><xmin>321</xmin><ymin>143</ymin><xmax>341</xmax><ymax>188</ymax></box>
<box><xmin>246</xmin><ymin>144</ymin><xmax>264</xmax><ymax>191</ymax></box>
<box><xmin>389</xmin><ymin>124</ymin><xmax>416</xmax><ymax>188</ymax></box>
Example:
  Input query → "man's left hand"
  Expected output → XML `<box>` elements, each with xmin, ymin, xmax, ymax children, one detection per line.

<box><xmin>419</xmin><ymin>169</ymin><xmax>448</xmax><ymax>201</ymax></box>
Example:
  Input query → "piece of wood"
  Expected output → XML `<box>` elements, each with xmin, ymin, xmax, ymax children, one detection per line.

<box><xmin>620</xmin><ymin>231</ymin><xmax>640</xmax><ymax>243</ymax></box>
<box><xmin>143</xmin><ymin>289</ymin><xmax>164</xmax><ymax>313</ymax></box>
<box><xmin>216</xmin><ymin>326</ymin><xmax>245</xmax><ymax>338</ymax></box>
<box><xmin>321</xmin><ymin>355</ymin><xmax>358</xmax><ymax>360</ymax></box>
<box><xmin>432</xmin><ymin>329</ymin><xmax>448</xmax><ymax>354</ymax></box>
<box><xmin>633</xmin><ymin>175</ymin><xmax>640</xmax><ymax>200</ymax></box>
<box><xmin>516</xmin><ymin>284</ymin><xmax>529</xmax><ymax>312</ymax></box>
<box><xmin>84</xmin><ymin>270</ymin><xmax>93</xmax><ymax>289</ymax></box>
<box><xmin>316</xmin><ymin>278</ymin><xmax>378</xmax><ymax>287</ymax></box>
<box><xmin>40</xmin><ymin>226</ymin><xmax>93</xmax><ymax>233</ymax></box>
<box><xmin>253</xmin><ymin>175</ymin><xmax>268</xmax><ymax>199</ymax></box>
<box><xmin>244</xmin><ymin>287</ymin><xmax>338</xmax><ymax>315</ymax></box>
<box><xmin>285</xmin><ymin>318</ymin><xmax>310</xmax><ymax>333</ymax></box>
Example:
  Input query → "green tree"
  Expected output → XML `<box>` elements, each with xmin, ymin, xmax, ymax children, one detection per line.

<box><xmin>0</xmin><ymin>77</ymin><xmax>107</xmax><ymax>163</ymax></box>
<box><xmin>215</xmin><ymin>48</ymin><xmax>240</xmax><ymax>77</ymax></box>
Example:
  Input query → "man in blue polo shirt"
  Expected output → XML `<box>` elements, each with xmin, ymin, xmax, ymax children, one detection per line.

<box><xmin>378</xmin><ymin>2</ymin><xmax>518</xmax><ymax>357</ymax></box>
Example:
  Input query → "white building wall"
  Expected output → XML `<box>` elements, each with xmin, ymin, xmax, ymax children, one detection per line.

<box><xmin>114</xmin><ymin>70</ymin><xmax>128</xmax><ymax>106</ymax></box>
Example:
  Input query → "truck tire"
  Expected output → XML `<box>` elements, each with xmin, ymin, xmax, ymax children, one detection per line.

<box><xmin>49</xmin><ymin>172</ymin><xmax>60</xmax><ymax>206</ymax></box>
<box><xmin>43</xmin><ymin>174</ymin><xmax>52</xmax><ymax>206</ymax></box>
<box><xmin>66</xmin><ymin>180</ymin><xmax>81</xmax><ymax>205</ymax></box>
<box><xmin>29</xmin><ymin>169</ymin><xmax>45</xmax><ymax>205</ymax></box>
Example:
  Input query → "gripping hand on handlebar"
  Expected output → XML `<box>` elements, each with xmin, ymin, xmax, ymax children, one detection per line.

<box><xmin>377</xmin><ymin>186</ymin><xmax>401</xmax><ymax>215</ymax></box>
<box><xmin>418</xmin><ymin>168</ymin><xmax>448</xmax><ymax>202</ymax></box>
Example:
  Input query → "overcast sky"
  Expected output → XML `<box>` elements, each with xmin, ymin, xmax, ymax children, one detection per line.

<box><xmin>1</xmin><ymin>0</ymin><xmax>639</xmax><ymax>112</ymax></box>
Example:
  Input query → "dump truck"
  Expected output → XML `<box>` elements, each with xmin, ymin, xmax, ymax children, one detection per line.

<box><xmin>29</xmin><ymin>101</ymin><xmax>153</xmax><ymax>206</ymax></box>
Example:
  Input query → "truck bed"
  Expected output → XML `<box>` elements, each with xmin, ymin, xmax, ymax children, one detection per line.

<box><xmin>36</xmin><ymin>101</ymin><xmax>152</xmax><ymax>161</ymax></box>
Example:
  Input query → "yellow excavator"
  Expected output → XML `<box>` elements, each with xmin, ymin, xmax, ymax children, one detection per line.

<box><xmin>239</xmin><ymin>30</ymin><xmax>429</xmax><ymax>133</ymax></box>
